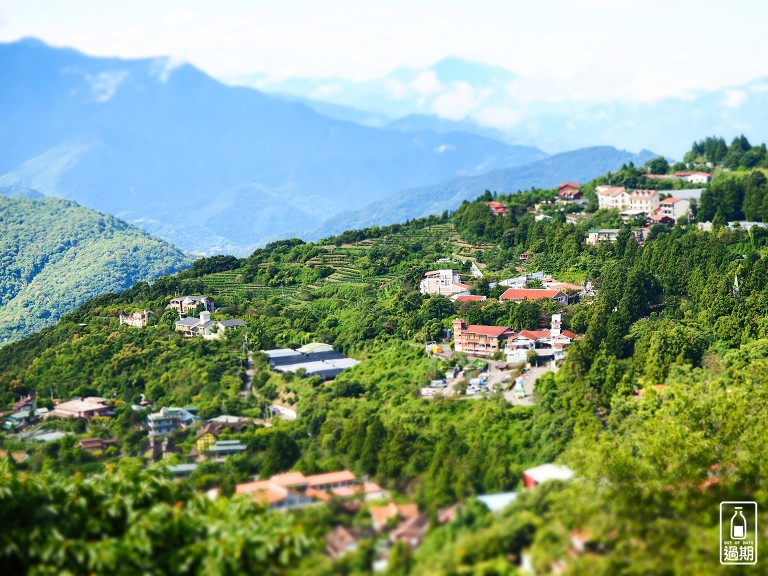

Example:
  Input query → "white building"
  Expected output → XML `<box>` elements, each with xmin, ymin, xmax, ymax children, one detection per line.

<box><xmin>419</xmin><ymin>269</ymin><xmax>470</xmax><ymax>296</ymax></box>
<box><xmin>586</xmin><ymin>229</ymin><xmax>620</xmax><ymax>245</ymax></box>
<box><xmin>678</xmin><ymin>171</ymin><xmax>711</xmax><ymax>184</ymax></box>
<box><xmin>522</xmin><ymin>464</ymin><xmax>574</xmax><ymax>487</ymax></box>
<box><xmin>119</xmin><ymin>310</ymin><xmax>152</xmax><ymax>328</ymax></box>
<box><xmin>596</xmin><ymin>186</ymin><xmax>630</xmax><ymax>210</ymax></box>
<box><xmin>505</xmin><ymin>314</ymin><xmax>575</xmax><ymax>363</ymax></box>
<box><xmin>174</xmin><ymin>311</ymin><xmax>246</xmax><ymax>339</ymax></box>
<box><xmin>657</xmin><ymin>197</ymin><xmax>691</xmax><ymax>220</ymax></box>
<box><xmin>147</xmin><ymin>407</ymin><xmax>199</xmax><ymax>437</ymax></box>
<box><xmin>629</xmin><ymin>189</ymin><xmax>660</xmax><ymax>214</ymax></box>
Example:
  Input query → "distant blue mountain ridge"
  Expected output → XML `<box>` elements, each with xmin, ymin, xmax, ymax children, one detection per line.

<box><xmin>310</xmin><ymin>146</ymin><xmax>657</xmax><ymax>238</ymax></box>
<box><xmin>2</xmin><ymin>38</ymin><xmax>661</xmax><ymax>255</ymax></box>
<box><xmin>0</xmin><ymin>38</ymin><xmax>548</xmax><ymax>255</ymax></box>
<box><xmin>240</xmin><ymin>56</ymin><xmax>768</xmax><ymax>158</ymax></box>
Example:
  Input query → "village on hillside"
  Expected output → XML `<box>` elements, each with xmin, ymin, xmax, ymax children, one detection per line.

<box><xmin>4</xmin><ymin>157</ymin><xmax>751</xmax><ymax>571</ymax></box>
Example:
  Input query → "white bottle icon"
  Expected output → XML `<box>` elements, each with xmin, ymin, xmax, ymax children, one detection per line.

<box><xmin>731</xmin><ymin>507</ymin><xmax>747</xmax><ymax>540</ymax></box>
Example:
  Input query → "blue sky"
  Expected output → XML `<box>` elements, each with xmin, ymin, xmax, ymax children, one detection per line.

<box><xmin>1</xmin><ymin>0</ymin><xmax>767</xmax><ymax>103</ymax></box>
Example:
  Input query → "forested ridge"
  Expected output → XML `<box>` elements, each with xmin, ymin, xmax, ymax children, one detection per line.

<box><xmin>2</xmin><ymin>141</ymin><xmax>768</xmax><ymax>574</ymax></box>
<box><xmin>0</xmin><ymin>194</ymin><xmax>191</xmax><ymax>343</ymax></box>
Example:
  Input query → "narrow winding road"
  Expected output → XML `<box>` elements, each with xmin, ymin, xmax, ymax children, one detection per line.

<box><xmin>240</xmin><ymin>350</ymin><xmax>254</xmax><ymax>398</ymax></box>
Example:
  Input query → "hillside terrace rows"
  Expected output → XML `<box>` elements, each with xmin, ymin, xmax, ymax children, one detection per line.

<box><xmin>196</xmin><ymin>224</ymin><xmax>470</xmax><ymax>298</ymax></box>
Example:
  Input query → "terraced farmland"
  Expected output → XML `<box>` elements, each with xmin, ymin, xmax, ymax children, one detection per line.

<box><xmin>196</xmin><ymin>223</ymin><xmax>480</xmax><ymax>299</ymax></box>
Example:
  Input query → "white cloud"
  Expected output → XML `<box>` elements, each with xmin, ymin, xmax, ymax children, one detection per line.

<box><xmin>474</xmin><ymin>106</ymin><xmax>522</xmax><ymax>129</ymax></box>
<box><xmin>164</xmin><ymin>8</ymin><xmax>196</xmax><ymax>26</ymax></box>
<box><xmin>313</xmin><ymin>82</ymin><xmax>344</xmax><ymax>97</ymax></box>
<box><xmin>434</xmin><ymin>144</ymin><xmax>455</xmax><ymax>154</ymax></box>
<box><xmin>149</xmin><ymin>57</ymin><xmax>184</xmax><ymax>83</ymax></box>
<box><xmin>750</xmin><ymin>83</ymin><xmax>768</xmax><ymax>94</ymax></box>
<box><xmin>431</xmin><ymin>82</ymin><xmax>478</xmax><ymax>120</ymax></box>
<box><xmin>2</xmin><ymin>0</ymin><xmax>768</xmax><ymax>105</ymax></box>
<box><xmin>724</xmin><ymin>89</ymin><xmax>747</xmax><ymax>108</ymax></box>
<box><xmin>410</xmin><ymin>71</ymin><xmax>442</xmax><ymax>96</ymax></box>
<box><xmin>385</xmin><ymin>78</ymin><xmax>409</xmax><ymax>101</ymax></box>
<box><xmin>86</xmin><ymin>70</ymin><xmax>128</xmax><ymax>102</ymax></box>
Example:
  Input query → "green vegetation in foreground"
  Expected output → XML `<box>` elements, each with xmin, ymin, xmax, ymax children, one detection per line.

<box><xmin>0</xmin><ymin>194</ymin><xmax>190</xmax><ymax>343</ymax></box>
<box><xmin>4</xmin><ymin>138</ymin><xmax>768</xmax><ymax>574</ymax></box>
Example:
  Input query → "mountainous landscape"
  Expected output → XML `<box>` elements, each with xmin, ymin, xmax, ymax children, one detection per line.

<box><xmin>312</xmin><ymin>145</ymin><xmax>656</xmax><ymax>237</ymax></box>
<box><xmin>240</xmin><ymin>56</ymin><xmax>768</xmax><ymax>157</ymax></box>
<box><xmin>0</xmin><ymin>39</ymin><xmax>677</xmax><ymax>256</ymax></box>
<box><xmin>0</xmin><ymin>39</ymin><xmax>551</xmax><ymax>255</ymax></box>
<box><xmin>3</xmin><ymin>149</ymin><xmax>768</xmax><ymax>572</ymax></box>
<box><xmin>3</xmin><ymin>2</ymin><xmax>768</xmax><ymax>572</ymax></box>
<box><xmin>0</xmin><ymin>191</ymin><xmax>189</xmax><ymax>342</ymax></box>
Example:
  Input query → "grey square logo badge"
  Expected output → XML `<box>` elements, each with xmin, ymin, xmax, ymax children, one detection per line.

<box><xmin>720</xmin><ymin>501</ymin><xmax>758</xmax><ymax>565</ymax></box>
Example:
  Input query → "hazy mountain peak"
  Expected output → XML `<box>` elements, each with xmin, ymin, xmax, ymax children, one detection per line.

<box><xmin>0</xmin><ymin>37</ymin><xmax>546</xmax><ymax>255</ymax></box>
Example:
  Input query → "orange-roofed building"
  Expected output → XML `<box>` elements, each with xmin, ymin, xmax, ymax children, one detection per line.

<box><xmin>488</xmin><ymin>201</ymin><xmax>511</xmax><ymax>217</ymax></box>
<box><xmin>657</xmin><ymin>197</ymin><xmax>691</xmax><ymax>220</ymax></box>
<box><xmin>305</xmin><ymin>470</ymin><xmax>357</xmax><ymax>491</ymax></box>
<box><xmin>452</xmin><ymin>319</ymin><xmax>514</xmax><ymax>358</ymax></box>
<box><xmin>370</xmin><ymin>502</ymin><xmax>421</xmax><ymax>532</ymax></box>
<box><xmin>269</xmin><ymin>471</ymin><xmax>310</xmax><ymax>488</ymax></box>
<box><xmin>505</xmin><ymin>314</ymin><xmax>574</xmax><ymax>363</ymax></box>
<box><xmin>557</xmin><ymin>183</ymin><xmax>582</xmax><ymax>202</ymax></box>
<box><xmin>236</xmin><ymin>479</ymin><xmax>314</xmax><ymax>510</ymax></box>
<box><xmin>452</xmin><ymin>294</ymin><xmax>487</xmax><ymax>303</ymax></box>
<box><xmin>499</xmin><ymin>288</ymin><xmax>568</xmax><ymax>304</ymax></box>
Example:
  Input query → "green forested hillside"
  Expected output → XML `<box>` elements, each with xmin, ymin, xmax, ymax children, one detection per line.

<box><xmin>4</xmin><ymin>160</ymin><xmax>768</xmax><ymax>573</ymax></box>
<box><xmin>0</xmin><ymin>194</ymin><xmax>190</xmax><ymax>343</ymax></box>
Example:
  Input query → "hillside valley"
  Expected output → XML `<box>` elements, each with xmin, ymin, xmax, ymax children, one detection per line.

<box><xmin>3</xmin><ymin>147</ymin><xmax>768</xmax><ymax>572</ymax></box>
<box><xmin>0</xmin><ymin>192</ymin><xmax>190</xmax><ymax>343</ymax></box>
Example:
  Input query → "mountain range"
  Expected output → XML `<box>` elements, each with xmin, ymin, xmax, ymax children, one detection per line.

<box><xmin>0</xmin><ymin>190</ymin><xmax>189</xmax><ymax>342</ymax></box>
<box><xmin>238</xmin><ymin>57</ymin><xmax>768</xmax><ymax>157</ymax></box>
<box><xmin>311</xmin><ymin>146</ymin><xmax>656</xmax><ymax>237</ymax></box>
<box><xmin>0</xmin><ymin>39</ymin><xmax>549</xmax><ymax>255</ymax></box>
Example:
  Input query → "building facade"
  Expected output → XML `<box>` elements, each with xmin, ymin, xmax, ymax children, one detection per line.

<box><xmin>452</xmin><ymin>319</ymin><xmax>514</xmax><ymax>358</ymax></box>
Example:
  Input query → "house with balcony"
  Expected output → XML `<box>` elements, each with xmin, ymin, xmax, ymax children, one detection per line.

<box><xmin>596</xmin><ymin>186</ymin><xmax>630</xmax><ymax>210</ymax></box>
<box><xmin>119</xmin><ymin>310</ymin><xmax>153</xmax><ymax>328</ymax></box>
<box><xmin>147</xmin><ymin>407</ymin><xmax>199</xmax><ymax>437</ymax></box>
<box><xmin>452</xmin><ymin>319</ymin><xmax>514</xmax><ymax>358</ymax></box>
<box><xmin>629</xmin><ymin>189</ymin><xmax>660</xmax><ymax>214</ymax></box>
<box><xmin>168</xmin><ymin>295</ymin><xmax>215</xmax><ymax>315</ymax></box>
<box><xmin>657</xmin><ymin>197</ymin><xmax>690</xmax><ymax>220</ymax></box>
<box><xmin>419</xmin><ymin>269</ymin><xmax>470</xmax><ymax>296</ymax></box>
<box><xmin>557</xmin><ymin>182</ymin><xmax>582</xmax><ymax>202</ymax></box>
<box><xmin>505</xmin><ymin>314</ymin><xmax>575</xmax><ymax>362</ymax></box>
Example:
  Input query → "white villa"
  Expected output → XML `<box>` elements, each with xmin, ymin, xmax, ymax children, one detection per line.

<box><xmin>174</xmin><ymin>311</ymin><xmax>246</xmax><ymax>339</ymax></box>
<box><xmin>419</xmin><ymin>269</ymin><xmax>470</xmax><ymax>296</ymax></box>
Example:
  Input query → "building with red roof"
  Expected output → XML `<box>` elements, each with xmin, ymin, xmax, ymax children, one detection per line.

<box><xmin>499</xmin><ymin>288</ymin><xmax>568</xmax><ymax>303</ymax></box>
<box><xmin>452</xmin><ymin>294</ymin><xmax>487</xmax><ymax>303</ymax></box>
<box><xmin>557</xmin><ymin>182</ymin><xmax>582</xmax><ymax>202</ymax></box>
<box><xmin>452</xmin><ymin>319</ymin><xmax>514</xmax><ymax>358</ymax></box>
<box><xmin>505</xmin><ymin>314</ymin><xmax>575</xmax><ymax>362</ymax></box>
<box><xmin>488</xmin><ymin>201</ymin><xmax>511</xmax><ymax>216</ymax></box>
<box><xmin>657</xmin><ymin>197</ymin><xmax>691</xmax><ymax>220</ymax></box>
<box><xmin>648</xmin><ymin>214</ymin><xmax>675</xmax><ymax>227</ymax></box>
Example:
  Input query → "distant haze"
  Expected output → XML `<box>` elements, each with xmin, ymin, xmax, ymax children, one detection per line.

<box><xmin>2</xmin><ymin>1</ymin><xmax>766</xmax><ymax>157</ymax></box>
<box><xmin>1</xmin><ymin>0</ymin><xmax>767</xmax><ymax>104</ymax></box>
